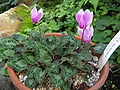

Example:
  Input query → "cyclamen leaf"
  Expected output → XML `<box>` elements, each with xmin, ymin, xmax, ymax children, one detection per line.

<box><xmin>45</xmin><ymin>61</ymin><xmax>59</xmax><ymax>73</ymax></box>
<box><xmin>62</xmin><ymin>56</ymin><xmax>76</xmax><ymax>65</ymax></box>
<box><xmin>25</xmin><ymin>78</ymin><xmax>37</xmax><ymax>88</ymax></box>
<box><xmin>7</xmin><ymin>58</ymin><xmax>26</xmax><ymax>72</ymax></box>
<box><xmin>83</xmin><ymin>65</ymin><xmax>94</xmax><ymax>72</ymax></box>
<box><xmin>3</xmin><ymin>50</ymin><xmax>15</xmax><ymax>57</ymax></box>
<box><xmin>93</xmin><ymin>43</ymin><xmax>107</xmax><ymax>54</ymax></box>
<box><xmin>0</xmin><ymin>66</ymin><xmax>8</xmax><ymax>76</ymax></box>
<box><xmin>75</xmin><ymin>60</ymin><xmax>84</xmax><ymax>69</ymax></box>
<box><xmin>28</xmin><ymin>66</ymin><xmax>41</xmax><ymax>78</ymax></box>
<box><xmin>24</xmin><ymin>55</ymin><xmax>35</xmax><ymax>64</ymax></box>
<box><xmin>60</xmin><ymin>65</ymin><xmax>78</xmax><ymax>81</ymax></box>
<box><xmin>49</xmin><ymin>73</ymin><xmax>64</xmax><ymax>88</ymax></box>
<box><xmin>34</xmin><ymin>70</ymin><xmax>45</xmax><ymax>84</ymax></box>
<box><xmin>77</xmin><ymin>49</ymin><xmax>92</xmax><ymax>61</ymax></box>
<box><xmin>61</xmin><ymin>81</ymin><xmax>70</xmax><ymax>90</ymax></box>
<box><xmin>15</xmin><ymin>60</ymin><xmax>27</xmax><ymax>68</ymax></box>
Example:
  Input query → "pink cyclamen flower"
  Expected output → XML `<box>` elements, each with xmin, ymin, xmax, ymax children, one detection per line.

<box><xmin>78</xmin><ymin>26</ymin><xmax>94</xmax><ymax>43</ymax></box>
<box><xmin>76</xmin><ymin>9</ymin><xmax>93</xmax><ymax>29</ymax></box>
<box><xmin>30</xmin><ymin>7</ymin><xmax>43</xmax><ymax>24</ymax></box>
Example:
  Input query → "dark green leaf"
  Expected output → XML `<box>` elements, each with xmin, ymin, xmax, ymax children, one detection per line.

<box><xmin>60</xmin><ymin>65</ymin><xmax>78</xmax><ymax>81</ymax></box>
<box><xmin>25</xmin><ymin>78</ymin><xmax>37</xmax><ymax>88</ymax></box>
<box><xmin>77</xmin><ymin>48</ymin><xmax>92</xmax><ymax>61</ymax></box>
<box><xmin>34</xmin><ymin>70</ymin><xmax>45</xmax><ymax>84</ymax></box>
<box><xmin>3</xmin><ymin>50</ymin><xmax>15</xmax><ymax>57</ymax></box>
<box><xmin>61</xmin><ymin>81</ymin><xmax>70</xmax><ymax>90</ymax></box>
<box><xmin>49</xmin><ymin>73</ymin><xmax>64</xmax><ymax>88</ymax></box>
<box><xmin>93</xmin><ymin>43</ymin><xmax>107</xmax><ymax>54</ymax></box>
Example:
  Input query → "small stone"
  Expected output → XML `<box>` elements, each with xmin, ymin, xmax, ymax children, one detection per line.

<box><xmin>87</xmin><ymin>75</ymin><xmax>89</xmax><ymax>78</ymax></box>
<box><xmin>96</xmin><ymin>72</ymin><xmax>100</xmax><ymax>76</ymax></box>
<box><xmin>93</xmin><ymin>63</ymin><xmax>97</xmax><ymax>66</ymax></box>
<box><xmin>93</xmin><ymin>56</ymin><xmax>98</xmax><ymax>62</ymax></box>
<box><xmin>19</xmin><ymin>75</ymin><xmax>24</xmax><ymax>82</ymax></box>
<box><xmin>23</xmin><ymin>76</ymin><xmax>28</xmax><ymax>81</ymax></box>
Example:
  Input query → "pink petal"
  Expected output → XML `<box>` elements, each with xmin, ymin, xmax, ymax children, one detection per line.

<box><xmin>83</xmin><ymin>26</ymin><xmax>94</xmax><ymax>42</ymax></box>
<box><xmin>75</xmin><ymin>9</ymin><xmax>84</xmax><ymax>23</ymax></box>
<box><xmin>83</xmin><ymin>9</ymin><xmax>93</xmax><ymax>27</ymax></box>
<box><xmin>76</xmin><ymin>9</ymin><xmax>86</xmax><ymax>29</ymax></box>
<box><xmin>79</xmin><ymin>17</ymin><xmax>86</xmax><ymax>29</ymax></box>
<box><xmin>89</xmin><ymin>26</ymin><xmax>94</xmax><ymax>37</ymax></box>
<box><xmin>78</xmin><ymin>27</ymin><xmax>83</xmax><ymax>37</ymax></box>
<box><xmin>30</xmin><ymin>7</ymin><xmax>38</xmax><ymax>19</ymax></box>
<box><xmin>32</xmin><ymin>18</ymin><xmax>39</xmax><ymax>24</ymax></box>
<box><xmin>37</xmin><ymin>8</ymin><xmax>43</xmax><ymax>21</ymax></box>
<box><xmin>38</xmin><ymin>8</ymin><xmax>43</xmax><ymax>16</ymax></box>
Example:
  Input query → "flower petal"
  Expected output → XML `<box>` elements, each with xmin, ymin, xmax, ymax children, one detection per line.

<box><xmin>76</xmin><ymin>9</ymin><xmax>86</xmax><ymax>29</ymax></box>
<box><xmin>83</xmin><ymin>26</ymin><xmax>94</xmax><ymax>42</ymax></box>
<box><xmin>76</xmin><ymin>9</ymin><xmax>84</xmax><ymax>23</ymax></box>
<box><xmin>30</xmin><ymin>7</ymin><xmax>38</xmax><ymax>19</ymax></box>
<box><xmin>78</xmin><ymin>27</ymin><xmax>83</xmax><ymax>38</ymax></box>
<box><xmin>37</xmin><ymin>8</ymin><xmax>43</xmax><ymax>22</ymax></box>
<box><xmin>83</xmin><ymin>9</ymin><xmax>93</xmax><ymax>27</ymax></box>
<box><xmin>32</xmin><ymin>17</ymin><xmax>39</xmax><ymax>24</ymax></box>
<box><xmin>79</xmin><ymin>17</ymin><xmax>85</xmax><ymax>29</ymax></box>
<box><xmin>89</xmin><ymin>26</ymin><xmax>94</xmax><ymax>37</ymax></box>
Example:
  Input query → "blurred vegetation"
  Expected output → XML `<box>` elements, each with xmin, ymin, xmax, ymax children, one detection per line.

<box><xmin>14</xmin><ymin>5</ymin><xmax>34</xmax><ymax>33</ymax></box>
<box><xmin>0</xmin><ymin>0</ymin><xmax>120</xmax><ymax>89</ymax></box>
<box><xmin>0</xmin><ymin>0</ymin><xmax>19</xmax><ymax>13</ymax></box>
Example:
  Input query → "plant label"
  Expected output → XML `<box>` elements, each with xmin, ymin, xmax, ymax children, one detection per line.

<box><xmin>98</xmin><ymin>31</ymin><xmax>120</xmax><ymax>72</ymax></box>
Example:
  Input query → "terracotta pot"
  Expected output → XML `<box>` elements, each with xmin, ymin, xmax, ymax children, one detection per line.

<box><xmin>7</xmin><ymin>33</ymin><xmax>109</xmax><ymax>90</ymax></box>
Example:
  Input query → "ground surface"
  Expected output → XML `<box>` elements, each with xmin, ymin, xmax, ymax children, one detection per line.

<box><xmin>0</xmin><ymin>74</ymin><xmax>15</xmax><ymax>90</ymax></box>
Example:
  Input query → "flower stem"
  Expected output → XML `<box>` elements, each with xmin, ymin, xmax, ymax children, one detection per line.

<box><xmin>38</xmin><ymin>23</ymin><xmax>42</xmax><ymax>40</ymax></box>
<box><xmin>38</xmin><ymin>23</ymin><xmax>40</xmax><ymax>32</ymax></box>
<box><xmin>81</xmin><ymin>29</ymin><xmax>85</xmax><ymax>45</ymax></box>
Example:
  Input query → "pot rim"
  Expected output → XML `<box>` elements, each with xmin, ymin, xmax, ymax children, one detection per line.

<box><xmin>7</xmin><ymin>33</ymin><xmax>109</xmax><ymax>90</ymax></box>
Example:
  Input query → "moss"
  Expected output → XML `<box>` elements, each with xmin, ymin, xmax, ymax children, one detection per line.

<box><xmin>14</xmin><ymin>5</ymin><xmax>34</xmax><ymax>33</ymax></box>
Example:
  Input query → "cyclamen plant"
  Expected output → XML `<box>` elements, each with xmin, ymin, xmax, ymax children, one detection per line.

<box><xmin>0</xmin><ymin>7</ymin><xmax>106</xmax><ymax>90</ymax></box>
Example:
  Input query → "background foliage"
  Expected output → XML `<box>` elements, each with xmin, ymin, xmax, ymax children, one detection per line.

<box><xmin>0</xmin><ymin>0</ymin><xmax>19</xmax><ymax>13</ymax></box>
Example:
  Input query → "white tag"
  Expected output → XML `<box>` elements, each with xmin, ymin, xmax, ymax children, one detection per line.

<box><xmin>98</xmin><ymin>31</ymin><xmax>120</xmax><ymax>72</ymax></box>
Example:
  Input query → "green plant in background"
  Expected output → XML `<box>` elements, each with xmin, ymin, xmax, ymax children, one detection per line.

<box><xmin>0</xmin><ymin>0</ymin><xmax>19</xmax><ymax>14</ymax></box>
<box><xmin>92</xmin><ymin>0</ymin><xmax>120</xmax><ymax>65</ymax></box>
<box><xmin>36</xmin><ymin>0</ymin><xmax>99</xmax><ymax>33</ymax></box>
<box><xmin>13</xmin><ymin>4</ymin><xmax>34</xmax><ymax>34</ymax></box>
<box><xmin>38</xmin><ymin>0</ymin><xmax>63</xmax><ymax>8</ymax></box>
